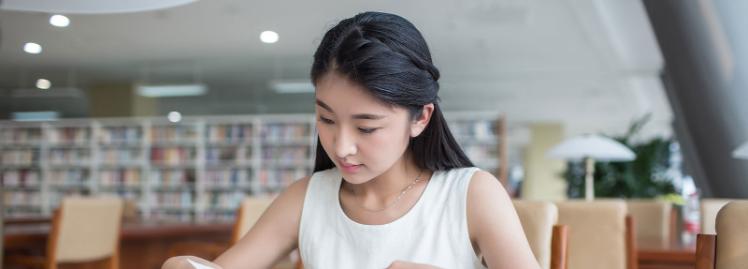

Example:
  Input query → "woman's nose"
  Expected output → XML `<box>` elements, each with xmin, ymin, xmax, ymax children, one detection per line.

<box><xmin>334</xmin><ymin>128</ymin><xmax>357</xmax><ymax>159</ymax></box>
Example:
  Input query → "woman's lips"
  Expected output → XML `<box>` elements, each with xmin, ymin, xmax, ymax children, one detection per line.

<box><xmin>340</xmin><ymin>162</ymin><xmax>362</xmax><ymax>173</ymax></box>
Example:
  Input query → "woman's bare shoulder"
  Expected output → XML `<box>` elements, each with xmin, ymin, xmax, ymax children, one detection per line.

<box><xmin>271</xmin><ymin>175</ymin><xmax>312</xmax><ymax>212</ymax></box>
<box><xmin>284</xmin><ymin>175</ymin><xmax>312</xmax><ymax>199</ymax></box>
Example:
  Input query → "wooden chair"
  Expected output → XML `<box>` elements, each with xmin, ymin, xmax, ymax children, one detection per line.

<box><xmin>556</xmin><ymin>200</ymin><xmax>638</xmax><ymax>269</ymax></box>
<box><xmin>513</xmin><ymin>200</ymin><xmax>569</xmax><ymax>269</ymax></box>
<box><xmin>700</xmin><ymin>198</ymin><xmax>734</xmax><ymax>234</ymax></box>
<box><xmin>5</xmin><ymin>196</ymin><xmax>124</xmax><ymax>269</ymax></box>
<box><xmin>695</xmin><ymin>201</ymin><xmax>748</xmax><ymax>269</ymax></box>
<box><xmin>626</xmin><ymin>199</ymin><xmax>676</xmax><ymax>247</ymax></box>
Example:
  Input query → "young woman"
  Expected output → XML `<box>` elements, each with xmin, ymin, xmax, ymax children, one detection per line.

<box><xmin>163</xmin><ymin>12</ymin><xmax>539</xmax><ymax>269</ymax></box>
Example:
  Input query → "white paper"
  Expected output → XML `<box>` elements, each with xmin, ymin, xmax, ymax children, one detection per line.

<box><xmin>187</xmin><ymin>258</ymin><xmax>217</xmax><ymax>269</ymax></box>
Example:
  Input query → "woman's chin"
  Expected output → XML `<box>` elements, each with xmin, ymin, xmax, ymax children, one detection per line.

<box><xmin>340</xmin><ymin>167</ymin><xmax>373</xmax><ymax>184</ymax></box>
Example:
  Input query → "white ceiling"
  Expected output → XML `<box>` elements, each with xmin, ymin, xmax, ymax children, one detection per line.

<box><xmin>0</xmin><ymin>0</ymin><xmax>672</xmax><ymax>142</ymax></box>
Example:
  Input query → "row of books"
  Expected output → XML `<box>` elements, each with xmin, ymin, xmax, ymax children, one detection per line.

<box><xmin>261</xmin><ymin>146</ymin><xmax>309</xmax><ymax>163</ymax></box>
<box><xmin>206</xmin><ymin>124</ymin><xmax>254</xmax><ymax>143</ymax></box>
<box><xmin>260</xmin><ymin>124</ymin><xmax>311</xmax><ymax>141</ymax></box>
<box><xmin>150</xmin><ymin>191</ymin><xmax>194</xmax><ymax>209</ymax></box>
<box><xmin>100</xmin><ymin>169</ymin><xmax>142</xmax><ymax>188</ymax></box>
<box><xmin>99</xmin><ymin>126</ymin><xmax>142</xmax><ymax>144</ymax></box>
<box><xmin>150</xmin><ymin>147</ymin><xmax>197</xmax><ymax>165</ymax></box>
<box><xmin>151</xmin><ymin>126</ymin><xmax>199</xmax><ymax>142</ymax></box>
<box><xmin>48</xmin><ymin>149</ymin><xmax>91</xmax><ymax>165</ymax></box>
<box><xmin>257</xmin><ymin>168</ymin><xmax>306</xmax><ymax>192</ymax></box>
<box><xmin>0</xmin><ymin>128</ymin><xmax>42</xmax><ymax>144</ymax></box>
<box><xmin>48</xmin><ymin>169</ymin><xmax>89</xmax><ymax>186</ymax></box>
<box><xmin>96</xmin><ymin>190</ymin><xmax>140</xmax><ymax>201</ymax></box>
<box><xmin>47</xmin><ymin>127</ymin><xmax>90</xmax><ymax>144</ymax></box>
<box><xmin>4</xmin><ymin>191</ymin><xmax>42</xmax><ymax>207</ymax></box>
<box><xmin>204</xmin><ymin>169</ymin><xmax>252</xmax><ymax>189</ymax></box>
<box><xmin>205</xmin><ymin>146</ymin><xmax>251</xmax><ymax>164</ymax></box>
<box><xmin>2</xmin><ymin>169</ymin><xmax>41</xmax><ymax>186</ymax></box>
<box><xmin>149</xmin><ymin>169</ymin><xmax>195</xmax><ymax>187</ymax></box>
<box><xmin>101</xmin><ymin>148</ymin><xmax>143</xmax><ymax>164</ymax></box>
<box><xmin>205</xmin><ymin>191</ymin><xmax>245</xmax><ymax>210</ymax></box>
<box><xmin>1</xmin><ymin>150</ymin><xmax>40</xmax><ymax>165</ymax></box>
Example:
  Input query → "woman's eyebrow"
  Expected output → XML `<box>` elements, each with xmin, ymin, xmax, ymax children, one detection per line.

<box><xmin>316</xmin><ymin>99</ymin><xmax>386</xmax><ymax>120</ymax></box>
<box><xmin>316</xmin><ymin>99</ymin><xmax>334</xmax><ymax>113</ymax></box>
<box><xmin>352</xmin><ymin>113</ymin><xmax>386</xmax><ymax>120</ymax></box>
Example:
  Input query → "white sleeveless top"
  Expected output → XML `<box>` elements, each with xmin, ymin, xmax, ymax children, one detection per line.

<box><xmin>298</xmin><ymin>167</ymin><xmax>486</xmax><ymax>269</ymax></box>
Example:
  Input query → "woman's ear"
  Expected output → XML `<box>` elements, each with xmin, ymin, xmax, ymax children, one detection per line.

<box><xmin>410</xmin><ymin>103</ymin><xmax>434</xmax><ymax>138</ymax></box>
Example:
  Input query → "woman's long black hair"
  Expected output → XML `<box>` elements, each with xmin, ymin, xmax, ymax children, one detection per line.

<box><xmin>311</xmin><ymin>11</ymin><xmax>473</xmax><ymax>172</ymax></box>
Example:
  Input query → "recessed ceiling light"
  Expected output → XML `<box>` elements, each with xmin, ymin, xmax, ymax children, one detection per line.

<box><xmin>168</xmin><ymin>111</ymin><xmax>182</xmax><ymax>123</ymax></box>
<box><xmin>269</xmin><ymin>80</ymin><xmax>314</xmax><ymax>93</ymax></box>
<box><xmin>24</xmin><ymin>42</ymin><xmax>42</xmax><ymax>54</ymax></box>
<box><xmin>260</xmin><ymin>31</ymin><xmax>279</xmax><ymax>44</ymax></box>
<box><xmin>136</xmin><ymin>84</ymin><xmax>207</xmax><ymax>97</ymax></box>
<box><xmin>49</xmin><ymin>15</ymin><xmax>70</xmax><ymax>27</ymax></box>
<box><xmin>36</xmin><ymin>78</ymin><xmax>51</xmax><ymax>89</ymax></box>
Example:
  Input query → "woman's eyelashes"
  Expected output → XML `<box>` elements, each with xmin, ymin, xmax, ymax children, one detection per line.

<box><xmin>357</xmin><ymin>127</ymin><xmax>378</xmax><ymax>134</ymax></box>
<box><xmin>318</xmin><ymin>116</ymin><xmax>379</xmax><ymax>134</ymax></box>
<box><xmin>318</xmin><ymin>116</ymin><xmax>335</xmax><ymax>124</ymax></box>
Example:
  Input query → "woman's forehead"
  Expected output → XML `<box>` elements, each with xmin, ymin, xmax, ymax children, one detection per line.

<box><xmin>315</xmin><ymin>72</ymin><xmax>398</xmax><ymax>114</ymax></box>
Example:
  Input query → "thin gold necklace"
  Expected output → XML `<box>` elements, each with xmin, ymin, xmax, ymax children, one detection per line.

<box><xmin>352</xmin><ymin>170</ymin><xmax>425</xmax><ymax>213</ymax></box>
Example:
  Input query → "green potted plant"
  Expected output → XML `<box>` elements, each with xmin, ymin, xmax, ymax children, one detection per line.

<box><xmin>563</xmin><ymin>115</ymin><xmax>682</xmax><ymax>202</ymax></box>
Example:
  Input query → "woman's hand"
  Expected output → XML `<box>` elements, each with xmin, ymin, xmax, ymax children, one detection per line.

<box><xmin>161</xmin><ymin>256</ymin><xmax>224</xmax><ymax>269</ymax></box>
<box><xmin>386</xmin><ymin>261</ymin><xmax>442</xmax><ymax>269</ymax></box>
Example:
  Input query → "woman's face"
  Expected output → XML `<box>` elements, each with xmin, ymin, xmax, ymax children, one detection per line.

<box><xmin>314</xmin><ymin>71</ymin><xmax>417</xmax><ymax>184</ymax></box>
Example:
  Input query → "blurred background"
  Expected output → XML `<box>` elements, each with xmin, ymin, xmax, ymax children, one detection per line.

<box><xmin>1</xmin><ymin>0</ymin><xmax>747</xmax><ymax>269</ymax></box>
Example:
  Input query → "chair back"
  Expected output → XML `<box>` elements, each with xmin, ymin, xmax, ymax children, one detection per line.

<box><xmin>54</xmin><ymin>196</ymin><xmax>124</xmax><ymax>263</ymax></box>
<box><xmin>700</xmin><ymin>199</ymin><xmax>732</xmax><ymax>234</ymax></box>
<box><xmin>626</xmin><ymin>200</ymin><xmax>673</xmax><ymax>247</ymax></box>
<box><xmin>715</xmin><ymin>201</ymin><xmax>748</xmax><ymax>269</ymax></box>
<box><xmin>556</xmin><ymin>200</ymin><xmax>631</xmax><ymax>269</ymax></box>
<box><xmin>513</xmin><ymin>200</ymin><xmax>558</xmax><ymax>269</ymax></box>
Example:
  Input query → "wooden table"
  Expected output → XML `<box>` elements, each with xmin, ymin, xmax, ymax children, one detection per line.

<box><xmin>4</xmin><ymin>221</ymin><xmax>233</xmax><ymax>269</ymax></box>
<box><xmin>8</xmin><ymin>220</ymin><xmax>696</xmax><ymax>269</ymax></box>
<box><xmin>638</xmin><ymin>239</ymin><xmax>696</xmax><ymax>269</ymax></box>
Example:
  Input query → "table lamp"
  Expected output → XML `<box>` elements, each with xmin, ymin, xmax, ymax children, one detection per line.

<box><xmin>547</xmin><ymin>134</ymin><xmax>636</xmax><ymax>200</ymax></box>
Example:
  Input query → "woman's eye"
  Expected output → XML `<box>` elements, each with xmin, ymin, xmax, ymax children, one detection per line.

<box><xmin>318</xmin><ymin>117</ymin><xmax>335</xmax><ymax>124</ymax></box>
<box><xmin>358</xmin><ymin>127</ymin><xmax>378</xmax><ymax>134</ymax></box>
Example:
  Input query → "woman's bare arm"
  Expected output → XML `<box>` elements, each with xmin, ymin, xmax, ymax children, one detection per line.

<box><xmin>467</xmin><ymin>171</ymin><xmax>541</xmax><ymax>269</ymax></box>
<box><xmin>214</xmin><ymin>176</ymin><xmax>310</xmax><ymax>268</ymax></box>
<box><xmin>162</xmin><ymin>176</ymin><xmax>310</xmax><ymax>269</ymax></box>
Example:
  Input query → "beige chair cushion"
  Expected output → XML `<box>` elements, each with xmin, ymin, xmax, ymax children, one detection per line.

<box><xmin>235</xmin><ymin>197</ymin><xmax>274</xmax><ymax>240</ymax></box>
<box><xmin>513</xmin><ymin>201</ymin><xmax>558</xmax><ymax>269</ymax></box>
<box><xmin>556</xmin><ymin>200</ymin><xmax>627</xmax><ymax>269</ymax></box>
<box><xmin>701</xmin><ymin>199</ymin><xmax>732</xmax><ymax>234</ymax></box>
<box><xmin>715</xmin><ymin>201</ymin><xmax>748</xmax><ymax>269</ymax></box>
<box><xmin>56</xmin><ymin>196</ymin><xmax>124</xmax><ymax>263</ymax></box>
<box><xmin>626</xmin><ymin>200</ymin><xmax>672</xmax><ymax>247</ymax></box>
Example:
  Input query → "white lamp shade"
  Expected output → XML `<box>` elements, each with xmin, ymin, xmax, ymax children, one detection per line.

<box><xmin>547</xmin><ymin>134</ymin><xmax>636</xmax><ymax>161</ymax></box>
<box><xmin>0</xmin><ymin>0</ymin><xmax>197</xmax><ymax>14</ymax></box>
<box><xmin>734</xmin><ymin>141</ymin><xmax>748</xmax><ymax>160</ymax></box>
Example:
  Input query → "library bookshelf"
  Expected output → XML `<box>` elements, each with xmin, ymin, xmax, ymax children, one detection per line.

<box><xmin>0</xmin><ymin>113</ymin><xmax>504</xmax><ymax>222</ymax></box>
